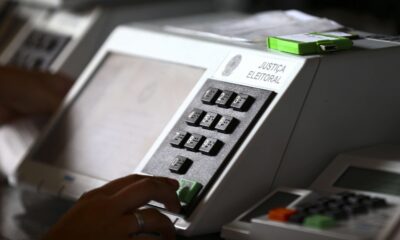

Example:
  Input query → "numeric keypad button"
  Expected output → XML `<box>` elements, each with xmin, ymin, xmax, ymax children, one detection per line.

<box><xmin>215</xmin><ymin>116</ymin><xmax>238</xmax><ymax>133</ymax></box>
<box><xmin>231</xmin><ymin>94</ymin><xmax>254</xmax><ymax>111</ymax></box>
<box><xmin>201</xmin><ymin>88</ymin><xmax>221</xmax><ymax>105</ymax></box>
<box><xmin>184</xmin><ymin>134</ymin><xmax>205</xmax><ymax>152</ymax></box>
<box><xmin>185</xmin><ymin>108</ymin><xmax>205</xmax><ymax>126</ymax></box>
<box><xmin>170</xmin><ymin>131</ymin><xmax>191</xmax><ymax>148</ymax></box>
<box><xmin>169</xmin><ymin>156</ymin><xmax>192</xmax><ymax>174</ymax></box>
<box><xmin>199</xmin><ymin>138</ymin><xmax>223</xmax><ymax>156</ymax></box>
<box><xmin>200</xmin><ymin>112</ymin><xmax>221</xmax><ymax>130</ymax></box>
<box><xmin>216</xmin><ymin>90</ymin><xmax>236</xmax><ymax>108</ymax></box>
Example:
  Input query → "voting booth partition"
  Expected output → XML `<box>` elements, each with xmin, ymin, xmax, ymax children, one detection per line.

<box><xmin>12</xmin><ymin>20</ymin><xmax>400</xmax><ymax>237</ymax></box>
<box><xmin>0</xmin><ymin>0</ymin><xmax>220</xmax><ymax>78</ymax></box>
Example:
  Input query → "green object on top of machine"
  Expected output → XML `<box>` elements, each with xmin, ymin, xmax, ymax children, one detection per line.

<box><xmin>267</xmin><ymin>32</ymin><xmax>354</xmax><ymax>55</ymax></box>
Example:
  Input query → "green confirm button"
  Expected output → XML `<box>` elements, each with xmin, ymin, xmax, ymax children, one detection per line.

<box><xmin>304</xmin><ymin>215</ymin><xmax>336</xmax><ymax>229</ymax></box>
<box><xmin>177</xmin><ymin>179</ymin><xmax>203</xmax><ymax>204</ymax></box>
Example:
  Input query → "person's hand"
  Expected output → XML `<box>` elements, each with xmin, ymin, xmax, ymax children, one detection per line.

<box><xmin>0</xmin><ymin>66</ymin><xmax>73</xmax><ymax>124</ymax></box>
<box><xmin>43</xmin><ymin>175</ymin><xmax>182</xmax><ymax>240</ymax></box>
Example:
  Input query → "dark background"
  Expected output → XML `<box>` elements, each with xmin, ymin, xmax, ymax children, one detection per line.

<box><xmin>246</xmin><ymin>0</ymin><xmax>400</xmax><ymax>35</ymax></box>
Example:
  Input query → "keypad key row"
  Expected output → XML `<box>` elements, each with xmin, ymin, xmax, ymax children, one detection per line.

<box><xmin>170</xmin><ymin>132</ymin><xmax>224</xmax><ymax>156</ymax></box>
<box><xmin>185</xmin><ymin>109</ymin><xmax>239</xmax><ymax>133</ymax></box>
<box><xmin>201</xmin><ymin>87</ymin><xmax>254</xmax><ymax>111</ymax></box>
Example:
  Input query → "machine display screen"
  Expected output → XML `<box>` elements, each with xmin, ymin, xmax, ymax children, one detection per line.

<box><xmin>334</xmin><ymin>166</ymin><xmax>400</xmax><ymax>196</ymax></box>
<box><xmin>32</xmin><ymin>53</ymin><xmax>205</xmax><ymax>181</ymax></box>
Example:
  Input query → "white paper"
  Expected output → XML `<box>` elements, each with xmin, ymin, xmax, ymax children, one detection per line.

<box><xmin>165</xmin><ymin>10</ymin><xmax>342</xmax><ymax>45</ymax></box>
<box><xmin>279</xmin><ymin>33</ymin><xmax>337</xmax><ymax>43</ymax></box>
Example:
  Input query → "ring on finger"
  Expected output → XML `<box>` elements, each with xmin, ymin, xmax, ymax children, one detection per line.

<box><xmin>134</xmin><ymin>211</ymin><xmax>145</xmax><ymax>232</ymax></box>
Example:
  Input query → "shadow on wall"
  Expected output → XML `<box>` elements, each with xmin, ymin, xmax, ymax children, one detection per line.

<box><xmin>249</xmin><ymin>0</ymin><xmax>400</xmax><ymax>35</ymax></box>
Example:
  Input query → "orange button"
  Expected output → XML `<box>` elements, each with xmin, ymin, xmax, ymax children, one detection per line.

<box><xmin>268</xmin><ymin>208</ymin><xmax>298</xmax><ymax>222</ymax></box>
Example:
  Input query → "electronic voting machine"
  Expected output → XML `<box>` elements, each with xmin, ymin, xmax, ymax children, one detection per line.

<box><xmin>13</xmin><ymin>15</ymin><xmax>400</xmax><ymax>236</ymax></box>
<box><xmin>222</xmin><ymin>145</ymin><xmax>400</xmax><ymax>240</ymax></box>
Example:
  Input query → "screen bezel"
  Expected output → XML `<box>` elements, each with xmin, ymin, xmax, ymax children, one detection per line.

<box><xmin>311</xmin><ymin>151</ymin><xmax>400</xmax><ymax>202</ymax></box>
<box><xmin>14</xmin><ymin>25</ymin><xmax>230</xmax><ymax>199</ymax></box>
<box><xmin>334</xmin><ymin>166</ymin><xmax>400</xmax><ymax>197</ymax></box>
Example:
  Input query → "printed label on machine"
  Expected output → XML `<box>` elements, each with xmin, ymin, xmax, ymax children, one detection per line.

<box><xmin>213</xmin><ymin>52</ymin><xmax>305</xmax><ymax>91</ymax></box>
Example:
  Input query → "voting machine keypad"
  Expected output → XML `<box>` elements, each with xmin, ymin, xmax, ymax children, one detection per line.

<box><xmin>10</xmin><ymin>30</ymin><xmax>70</xmax><ymax>70</ymax></box>
<box><xmin>262</xmin><ymin>191</ymin><xmax>393</xmax><ymax>240</ymax></box>
<box><xmin>268</xmin><ymin>192</ymin><xmax>388</xmax><ymax>228</ymax></box>
<box><xmin>143</xmin><ymin>79</ymin><xmax>276</xmax><ymax>215</ymax></box>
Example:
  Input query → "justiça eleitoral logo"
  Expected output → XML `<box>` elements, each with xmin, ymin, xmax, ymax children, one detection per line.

<box><xmin>222</xmin><ymin>54</ymin><xmax>242</xmax><ymax>76</ymax></box>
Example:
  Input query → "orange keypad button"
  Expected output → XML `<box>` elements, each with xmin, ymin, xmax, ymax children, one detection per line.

<box><xmin>268</xmin><ymin>208</ymin><xmax>298</xmax><ymax>222</ymax></box>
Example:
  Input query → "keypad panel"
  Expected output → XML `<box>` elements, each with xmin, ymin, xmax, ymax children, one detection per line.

<box><xmin>143</xmin><ymin>79</ymin><xmax>276</xmax><ymax>215</ymax></box>
<box><xmin>268</xmin><ymin>191</ymin><xmax>389</xmax><ymax>230</ymax></box>
<box><xmin>9</xmin><ymin>30</ymin><xmax>70</xmax><ymax>71</ymax></box>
